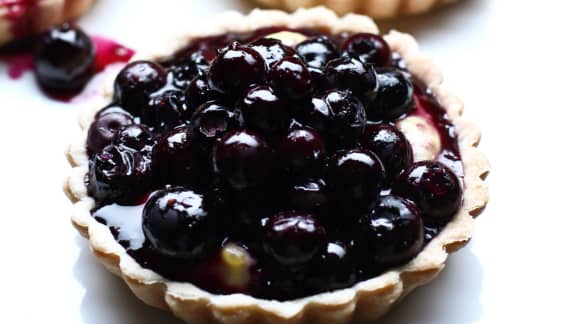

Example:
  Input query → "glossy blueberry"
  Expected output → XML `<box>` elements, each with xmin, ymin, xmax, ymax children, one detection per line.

<box><xmin>143</xmin><ymin>187</ymin><xmax>219</xmax><ymax>258</ymax></box>
<box><xmin>326</xmin><ymin>149</ymin><xmax>385</xmax><ymax>214</ymax></box>
<box><xmin>250</xmin><ymin>38</ymin><xmax>297</xmax><ymax>67</ymax></box>
<box><xmin>189</xmin><ymin>101</ymin><xmax>243</xmax><ymax>152</ymax></box>
<box><xmin>362</xmin><ymin>124</ymin><xmax>413</xmax><ymax>181</ymax></box>
<box><xmin>113</xmin><ymin>61</ymin><xmax>167</xmax><ymax>115</ymax></box>
<box><xmin>142</xmin><ymin>90</ymin><xmax>187</xmax><ymax>132</ymax></box>
<box><xmin>213</xmin><ymin>130</ymin><xmax>274</xmax><ymax>190</ymax></box>
<box><xmin>297</xmin><ymin>97</ymin><xmax>334</xmax><ymax>135</ymax></box>
<box><xmin>114</xmin><ymin>124</ymin><xmax>155</xmax><ymax>151</ymax></box>
<box><xmin>185</xmin><ymin>75</ymin><xmax>221</xmax><ymax>110</ymax></box>
<box><xmin>152</xmin><ymin>126</ymin><xmax>207</xmax><ymax>186</ymax></box>
<box><xmin>263</xmin><ymin>211</ymin><xmax>327</xmax><ymax>268</ymax></box>
<box><xmin>238</xmin><ymin>85</ymin><xmax>290</xmax><ymax>139</ymax></box>
<box><xmin>88</xmin><ymin>145</ymin><xmax>152</xmax><ymax>204</ymax></box>
<box><xmin>269</xmin><ymin>56</ymin><xmax>312</xmax><ymax>100</ymax></box>
<box><xmin>357</xmin><ymin>195</ymin><xmax>424</xmax><ymax>266</ymax></box>
<box><xmin>168</xmin><ymin>52</ymin><xmax>210</xmax><ymax>89</ymax></box>
<box><xmin>287</xmin><ymin>178</ymin><xmax>329</xmax><ymax>214</ymax></box>
<box><xmin>308</xmin><ymin>66</ymin><xmax>329</xmax><ymax>92</ymax></box>
<box><xmin>34</xmin><ymin>23</ymin><xmax>95</xmax><ymax>92</ymax></box>
<box><xmin>208</xmin><ymin>42</ymin><xmax>267</xmax><ymax>96</ymax></box>
<box><xmin>295</xmin><ymin>36</ymin><xmax>339</xmax><ymax>68</ymax></box>
<box><xmin>324</xmin><ymin>90</ymin><xmax>367</xmax><ymax>146</ymax></box>
<box><xmin>278</xmin><ymin>127</ymin><xmax>326</xmax><ymax>178</ymax></box>
<box><xmin>393</xmin><ymin>161</ymin><xmax>462</xmax><ymax>225</ymax></box>
<box><xmin>341</xmin><ymin>33</ymin><xmax>391</xmax><ymax>67</ymax></box>
<box><xmin>325</xmin><ymin>57</ymin><xmax>378</xmax><ymax>100</ymax></box>
<box><xmin>368</xmin><ymin>69</ymin><xmax>414</xmax><ymax>121</ymax></box>
<box><xmin>306</xmin><ymin>241</ymin><xmax>356</xmax><ymax>292</ymax></box>
<box><xmin>87</xmin><ymin>110</ymin><xmax>134</xmax><ymax>155</ymax></box>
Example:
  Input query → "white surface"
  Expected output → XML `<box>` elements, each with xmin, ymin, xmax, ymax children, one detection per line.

<box><xmin>1</xmin><ymin>0</ymin><xmax>576</xmax><ymax>323</ymax></box>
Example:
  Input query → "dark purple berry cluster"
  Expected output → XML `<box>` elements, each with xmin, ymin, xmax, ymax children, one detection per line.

<box><xmin>86</xmin><ymin>31</ymin><xmax>462</xmax><ymax>299</ymax></box>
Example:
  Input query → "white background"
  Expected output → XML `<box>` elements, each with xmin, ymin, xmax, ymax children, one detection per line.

<box><xmin>1</xmin><ymin>0</ymin><xmax>575</xmax><ymax>323</ymax></box>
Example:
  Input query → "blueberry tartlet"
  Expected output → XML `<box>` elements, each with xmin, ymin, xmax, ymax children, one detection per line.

<box><xmin>252</xmin><ymin>0</ymin><xmax>460</xmax><ymax>19</ymax></box>
<box><xmin>0</xmin><ymin>0</ymin><xmax>95</xmax><ymax>45</ymax></box>
<box><xmin>65</xmin><ymin>7</ymin><xmax>489</xmax><ymax>324</ymax></box>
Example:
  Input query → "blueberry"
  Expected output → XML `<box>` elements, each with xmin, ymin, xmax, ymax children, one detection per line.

<box><xmin>114</xmin><ymin>61</ymin><xmax>167</xmax><ymax>116</ymax></box>
<box><xmin>362</xmin><ymin>124</ymin><xmax>413</xmax><ymax>181</ymax></box>
<box><xmin>34</xmin><ymin>23</ymin><xmax>95</xmax><ymax>92</ymax></box>
<box><xmin>269</xmin><ymin>56</ymin><xmax>312</xmax><ymax>100</ymax></box>
<box><xmin>168</xmin><ymin>52</ymin><xmax>210</xmax><ymax>89</ymax></box>
<box><xmin>393</xmin><ymin>161</ymin><xmax>462</xmax><ymax>225</ymax></box>
<box><xmin>263</xmin><ymin>211</ymin><xmax>327</xmax><ymax>268</ymax></box>
<box><xmin>88</xmin><ymin>145</ymin><xmax>152</xmax><ymax>204</ymax></box>
<box><xmin>325</xmin><ymin>57</ymin><xmax>378</xmax><ymax>100</ymax></box>
<box><xmin>212</xmin><ymin>129</ymin><xmax>274</xmax><ymax>190</ymax></box>
<box><xmin>341</xmin><ymin>33</ymin><xmax>391</xmax><ymax>67</ymax></box>
<box><xmin>114</xmin><ymin>124</ymin><xmax>155</xmax><ymax>151</ymax></box>
<box><xmin>151</xmin><ymin>126</ymin><xmax>207</xmax><ymax>186</ymax></box>
<box><xmin>277</xmin><ymin>127</ymin><xmax>326</xmax><ymax>178</ymax></box>
<box><xmin>357</xmin><ymin>195</ymin><xmax>424</xmax><ymax>267</ymax></box>
<box><xmin>238</xmin><ymin>85</ymin><xmax>290</xmax><ymax>140</ymax></box>
<box><xmin>208</xmin><ymin>42</ymin><xmax>267</xmax><ymax>96</ymax></box>
<box><xmin>306</xmin><ymin>241</ymin><xmax>356</xmax><ymax>292</ymax></box>
<box><xmin>250</xmin><ymin>38</ymin><xmax>297</xmax><ymax>67</ymax></box>
<box><xmin>368</xmin><ymin>69</ymin><xmax>414</xmax><ymax>121</ymax></box>
<box><xmin>326</xmin><ymin>149</ymin><xmax>385</xmax><ymax>214</ymax></box>
<box><xmin>297</xmin><ymin>97</ymin><xmax>334</xmax><ymax>136</ymax></box>
<box><xmin>87</xmin><ymin>110</ymin><xmax>134</xmax><ymax>155</ymax></box>
<box><xmin>142</xmin><ymin>90</ymin><xmax>188</xmax><ymax>132</ymax></box>
<box><xmin>324</xmin><ymin>90</ymin><xmax>367</xmax><ymax>147</ymax></box>
<box><xmin>189</xmin><ymin>101</ymin><xmax>243</xmax><ymax>152</ymax></box>
<box><xmin>287</xmin><ymin>178</ymin><xmax>329</xmax><ymax>214</ymax></box>
<box><xmin>295</xmin><ymin>36</ymin><xmax>339</xmax><ymax>68</ymax></box>
<box><xmin>185</xmin><ymin>75</ymin><xmax>221</xmax><ymax>111</ymax></box>
<box><xmin>142</xmin><ymin>187</ymin><xmax>219</xmax><ymax>258</ymax></box>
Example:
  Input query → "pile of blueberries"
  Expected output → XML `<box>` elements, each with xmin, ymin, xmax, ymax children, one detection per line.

<box><xmin>86</xmin><ymin>31</ymin><xmax>462</xmax><ymax>297</ymax></box>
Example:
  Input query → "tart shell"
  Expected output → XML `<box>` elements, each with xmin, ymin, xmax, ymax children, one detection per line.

<box><xmin>0</xmin><ymin>0</ymin><xmax>95</xmax><ymax>45</ymax></box>
<box><xmin>251</xmin><ymin>0</ymin><xmax>460</xmax><ymax>19</ymax></box>
<box><xmin>64</xmin><ymin>7</ymin><xmax>489</xmax><ymax>324</ymax></box>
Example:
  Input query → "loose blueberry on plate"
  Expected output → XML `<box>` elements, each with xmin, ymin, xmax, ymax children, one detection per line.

<box><xmin>35</xmin><ymin>23</ymin><xmax>95</xmax><ymax>92</ymax></box>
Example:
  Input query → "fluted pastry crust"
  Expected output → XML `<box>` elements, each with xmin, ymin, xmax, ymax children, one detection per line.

<box><xmin>64</xmin><ymin>7</ymin><xmax>489</xmax><ymax>324</ymax></box>
<box><xmin>252</xmin><ymin>0</ymin><xmax>460</xmax><ymax>19</ymax></box>
<box><xmin>0</xmin><ymin>0</ymin><xmax>95</xmax><ymax>45</ymax></box>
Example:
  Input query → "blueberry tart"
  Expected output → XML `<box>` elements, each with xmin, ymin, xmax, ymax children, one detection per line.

<box><xmin>0</xmin><ymin>0</ymin><xmax>95</xmax><ymax>45</ymax></box>
<box><xmin>252</xmin><ymin>1</ymin><xmax>460</xmax><ymax>19</ymax></box>
<box><xmin>65</xmin><ymin>7</ymin><xmax>489</xmax><ymax>324</ymax></box>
